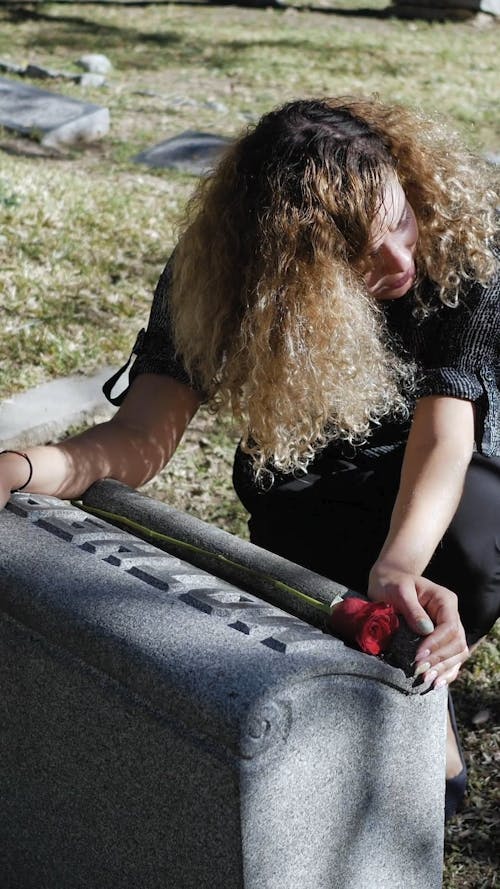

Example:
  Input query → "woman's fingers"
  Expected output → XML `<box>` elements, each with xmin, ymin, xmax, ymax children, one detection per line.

<box><xmin>368</xmin><ymin>569</ymin><xmax>469</xmax><ymax>684</ymax></box>
<box><xmin>414</xmin><ymin>578</ymin><xmax>467</xmax><ymax>662</ymax></box>
<box><xmin>368</xmin><ymin>572</ymin><xmax>435</xmax><ymax>635</ymax></box>
<box><xmin>392</xmin><ymin>580</ymin><xmax>436</xmax><ymax>636</ymax></box>
<box><xmin>422</xmin><ymin>654</ymin><xmax>467</xmax><ymax>687</ymax></box>
<box><xmin>411</xmin><ymin>577</ymin><xmax>468</xmax><ymax>684</ymax></box>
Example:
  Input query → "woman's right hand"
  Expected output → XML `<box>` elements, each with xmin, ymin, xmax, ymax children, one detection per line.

<box><xmin>368</xmin><ymin>565</ymin><xmax>469</xmax><ymax>686</ymax></box>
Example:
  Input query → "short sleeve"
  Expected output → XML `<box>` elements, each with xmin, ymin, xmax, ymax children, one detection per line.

<box><xmin>128</xmin><ymin>258</ymin><xmax>195</xmax><ymax>388</ymax></box>
<box><xmin>103</xmin><ymin>256</ymin><xmax>203</xmax><ymax>406</ymax></box>
<box><xmin>415</xmin><ymin>270</ymin><xmax>500</xmax><ymax>455</ymax></box>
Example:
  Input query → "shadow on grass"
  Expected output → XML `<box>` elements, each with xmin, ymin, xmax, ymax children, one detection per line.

<box><xmin>0</xmin><ymin>3</ymin><xmax>396</xmax><ymax>73</ymax></box>
<box><xmin>453</xmin><ymin>682</ymin><xmax>500</xmax><ymax>722</ymax></box>
<box><xmin>0</xmin><ymin>7</ymin><xmax>182</xmax><ymax>50</ymax></box>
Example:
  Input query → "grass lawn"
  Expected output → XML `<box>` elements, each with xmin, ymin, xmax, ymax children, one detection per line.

<box><xmin>0</xmin><ymin>1</ymin><xmax>499</xmax><ymax>884</ymax></box>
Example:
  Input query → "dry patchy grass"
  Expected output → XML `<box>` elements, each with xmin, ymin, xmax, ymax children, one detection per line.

<box><xmin>1</xmin><ymin>3</ymin><xmax>499</xmax><ymax>885</ymax></box>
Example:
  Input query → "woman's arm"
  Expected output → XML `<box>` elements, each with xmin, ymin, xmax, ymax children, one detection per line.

<box><xmin>0</xmin><ymin>374</ymin><xmax>201</xmax><ymax>507</ymax></box>
<box><xmin>368</xmin><ymin>395</ymin><xmax>474</xmax><ymax>683</ymax></box>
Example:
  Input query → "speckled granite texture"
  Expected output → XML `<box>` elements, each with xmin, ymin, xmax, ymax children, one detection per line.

<box><xmin>0</xmin><ymin>491</ymin><xmax>446</xmax><ymax>889</ymax></box>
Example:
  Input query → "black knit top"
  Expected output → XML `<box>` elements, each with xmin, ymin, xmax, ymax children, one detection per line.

<box><xmin>104</xmin><ymin>256</ymin><xmax>500</xmax><ymax>470</ymax></box>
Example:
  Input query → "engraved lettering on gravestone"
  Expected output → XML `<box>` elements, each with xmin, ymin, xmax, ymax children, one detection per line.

<box><xmin>7</xmin><ymin>494</ymin><xmax>327</xmax><ymax>656</ymax></box>
<box><xmin>258</xmin><ymin>617</ymin><xmax>326</xmax><ymax>652</ymax></box>
<box><xmin>104</xmin><ymin>542</ymin><xmax>176</xmax><ymax>566</ymax></box>
<box><xmin>36</xmin><ymin>514</ymin><xmax>107</xmax><ymax>542</ymax></box>
<box><xmin>7</xmin><ymin>495</ymin><xmax>73</xmax><ymax>519</ymax></box>
<box><xmin>179</xmin><ymin>588</ymin><xmax>268</xmax><ymax>616</ymax></box>
<box><xmin>80</xmin><ymin>537</ymin><xmax>141</xmax><ymax>556</ymax></box>
<box><xmin>126</xmin><ymin>565</ymin><xmax>190</xmax><ymax>594</ymax></box>
<box><xmin>229</xmin><ymin>615</ymin><xmax>324</xmax><ymax>652</ymax></box>
<box><xmin>180</xmin><ymin>588</ymin><xmax>326</xmax><ymax>652</ymax></box>
<box><xmin>172</xmin><ymin>573</ymin><xmax>246</xmax><ymax>590</ymax></box>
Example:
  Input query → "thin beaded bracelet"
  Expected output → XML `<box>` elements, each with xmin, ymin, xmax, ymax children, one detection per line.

<box><xmin>0</xmin><ymin>450</ymin><xmax>34</xmax><ymax>493</ymax></box>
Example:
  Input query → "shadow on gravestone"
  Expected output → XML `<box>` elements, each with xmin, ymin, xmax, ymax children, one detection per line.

<box><xmin>82</xmin><ymin>479</ymin><xmax>421</xmax><ymax>676</ymax></box>
<box><xmin>0</xmin><ymin>490</ymin><xmax>446</xmax><ymax>889</ymax></box>
<box><xmin>0</xmin><ymin>76</ymin><xmax>109</xmax><ymax>148</ymax></box>
<box><xmin>133</xmin><ymin>130</ymin><xmax>233</xmax><ymax>175</ymax></box>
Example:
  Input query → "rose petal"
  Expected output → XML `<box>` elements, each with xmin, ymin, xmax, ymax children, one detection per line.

<box><xmin>330</xmin><ymin>598</ymin><xmax>399</xmax><ymax>655</ymax></box>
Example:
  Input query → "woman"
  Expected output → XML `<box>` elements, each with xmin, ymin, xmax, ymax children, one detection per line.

<box><xmin>1</xmin><ymin>97</ymin><xmax>499</xmax><ymax>820</ymax></box>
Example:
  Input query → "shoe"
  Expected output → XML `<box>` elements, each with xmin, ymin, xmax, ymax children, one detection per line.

<box><xmin>445</xmin><ymin>691</ymin><xmax>467</xmax><ymax>822</ymax></box>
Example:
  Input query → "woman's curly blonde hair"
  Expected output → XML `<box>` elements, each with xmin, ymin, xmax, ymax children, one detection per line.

<box><xmin>169</xmin><ymin>96</ymin><xmax>498</xmax><ymax>475</ymax></box>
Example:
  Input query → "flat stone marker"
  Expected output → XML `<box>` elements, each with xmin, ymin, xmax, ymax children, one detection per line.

<box><xmin>0</xmin><ymin>488</ymin><xmax>446</xmax><ymax>888</ymax></box>
<box><xmin>0</xmin><ymin>368</ymin><xmax>117</xmax><ymax>450</ymax></box>
<box><xmin>133</xmin><ymin>130</ymin><xmax>232</xmax><ymax>175</ymax></box>
<box><xmin>0</xmin><ymin>77</ymin><xmax>109</xmax><ymax>148</ymax></box>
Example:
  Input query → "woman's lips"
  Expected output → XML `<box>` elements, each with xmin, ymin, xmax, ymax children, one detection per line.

<box><xmin>393</xmin><ymin>266</ymin><xmax>415</xmax><ymax>289</ymax></box>
<box><xmin>371</xmin><ymin>265</ymin><xmax>415</xmax><ymax>295</ymax></box>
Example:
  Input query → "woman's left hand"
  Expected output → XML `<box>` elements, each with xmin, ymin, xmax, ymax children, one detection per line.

<box><xmin>368</xmin><ymin>566</ymin><xmax>469</xmax><ymax>686</ymax></box>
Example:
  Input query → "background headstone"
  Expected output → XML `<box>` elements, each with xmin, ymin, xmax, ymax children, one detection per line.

<box><xmin>0</xmin><ymin>77</ymin><xmax>109</xmax><ymax>148</ymax></box>
<box><xmin>133</xmin><ymin>130</ymin><xmax>232</xmax><ymax>175</ymax></box>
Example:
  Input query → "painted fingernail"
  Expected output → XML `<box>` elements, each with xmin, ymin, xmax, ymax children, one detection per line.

<box><xmin>413</xmin><ymin>660</ymin><xmax>431</xmax><ymax>678</ymax></box>
<box><xmin>414</xmin><ymin>648</ymin><xmax>431</xmax><ymax>662</ymax></box>
<box><xmin>434</xmin><ymin>677</ymin><xmax>447</xmax><ymax>689</ymax></box>
<box><xmin>425</xmin><ymin>669</ymin><xmax>438</xmax><ymax>684</ymax></box>
<box><xmin>417</xmin><ymin>618</ymin><xmax>434</xmax><ymax>635</ymax></box>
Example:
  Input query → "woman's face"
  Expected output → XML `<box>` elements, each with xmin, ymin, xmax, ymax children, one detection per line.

<box><xmin>360</xmin><ymin>176</ymin><xmax>418</xmax><ymax>300</ymax></box>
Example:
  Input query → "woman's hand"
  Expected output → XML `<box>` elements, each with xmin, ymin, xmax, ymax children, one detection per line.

<box><xmin>0</xmin><ymin>375</ymin><xmax>200</xmax><ymax>507</ymax></box>
<box><xmin>368</xmin><ymin>396</ymin><xmax>474</xmax><ymax>686</ymax></box>
<box><xmin>368</xmin><ymin>564</ymin><xmax>469</xmax><ymax>686</ymax></box>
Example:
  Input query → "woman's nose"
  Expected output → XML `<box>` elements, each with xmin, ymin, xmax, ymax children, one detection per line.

<box><xmin>379</xmin><ymin>237</ymin><xmax>412</xmax><ymax>273</ymax></box>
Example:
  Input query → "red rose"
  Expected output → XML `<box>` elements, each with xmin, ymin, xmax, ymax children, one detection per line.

<box><xmin>329</xmin><ymin>597</ymin><xmax>399</xmax><ymax>656</ymax></box>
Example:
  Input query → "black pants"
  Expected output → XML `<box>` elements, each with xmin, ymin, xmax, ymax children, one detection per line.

<box><xmin>241</xmin><ymin>451</ymin><xmax>500</xmax><ymax>646</ymax></box>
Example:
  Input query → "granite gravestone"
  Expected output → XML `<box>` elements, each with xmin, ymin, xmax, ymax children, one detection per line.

<box><xmin>0</xmin><ymin>77</ymin><xmax>109</xmax><ymax>148</ymax></box>
<box><xmin>133</xmin><ymin>130</ymin><xmax>232</xmax><ymax>175</ymax></box>
<box><xmin>0</xmin><ymin>490</ymin><xmax>446</xmax><ymax>889</ymax></box>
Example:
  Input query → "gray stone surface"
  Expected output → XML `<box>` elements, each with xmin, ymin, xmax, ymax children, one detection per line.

<box><xmin>77</xmin><ymin>53</ymin><xmax>113</xmax><ymax>75</ymax></box>
<box><xmin>0</xmin><ymin>368</ymin><xmax>117</xmax><ymax>449</ymax></box>
<box><xmin>0</xmin><ymin>490</ymin><xmax>446</xmax><ymax>888</ymax></box>
<box><xmin>83</xmin><ymin>479</ymin><xmax>350</xmax><ymax>631</ymax></box>
<box><xmin>83</xmin><ymin>480</ymin><xmax>422</xmax><ymax>676</ymax></box>
<box><xmin>0</xmin><ymin>77</ymin><xmax>109</xmax><ymax>147</ymax></box>
<box><xmin>84</xmin><ymin>481</ymin><xmax>428</xmax><ymax>676</ymax></box>
<box><xmin>79</xmin><ymin>72</ymin><xmax>106</xmax><ymax>88</ymax></box>
<box><xmin>133</xmin><ymin>130</ymin><xmax>232</xmax><ymax>175</ymax></box>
